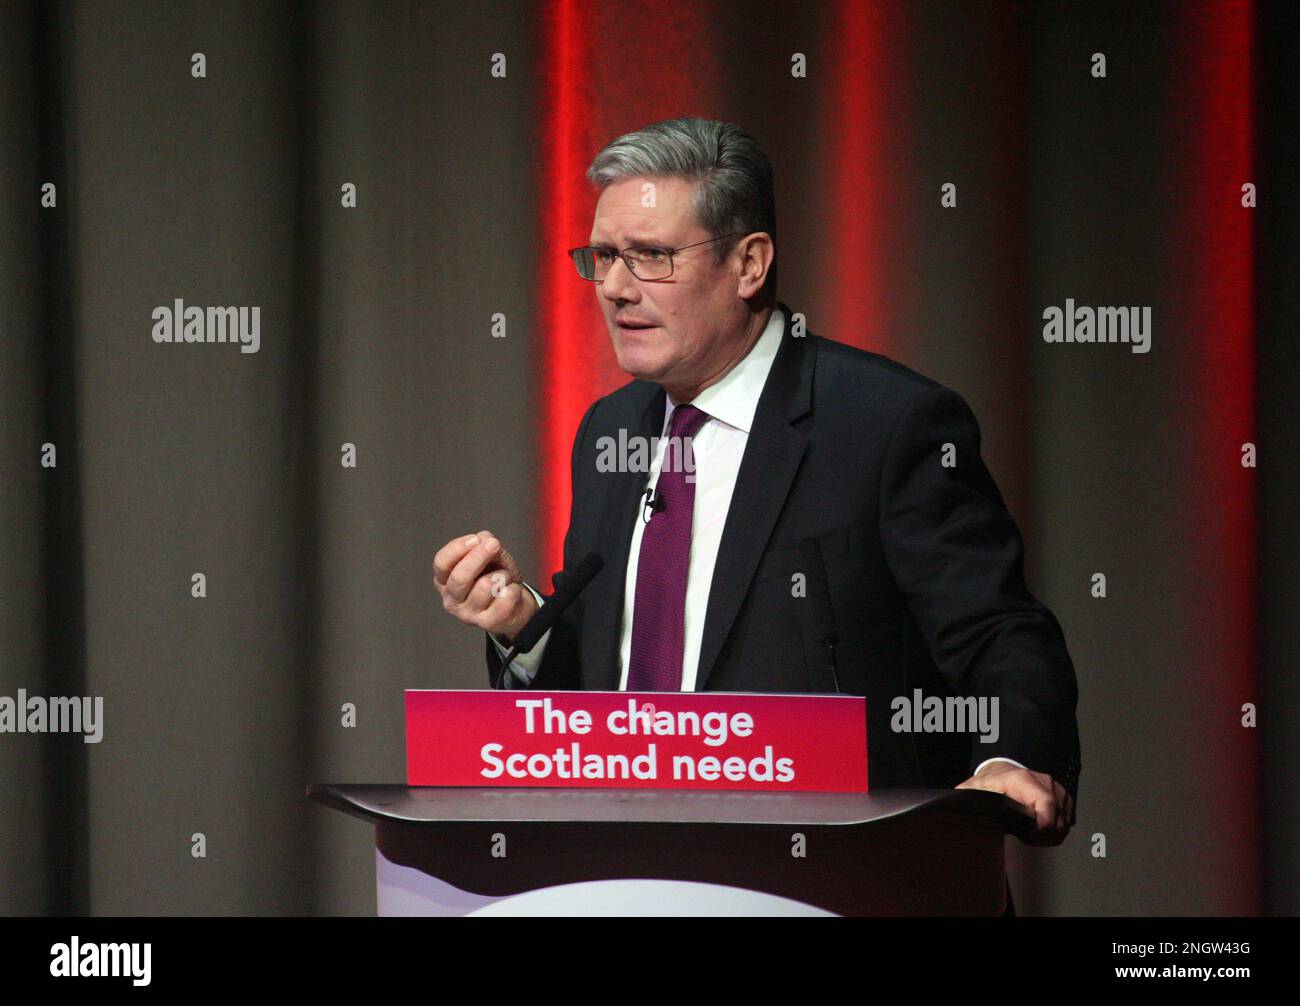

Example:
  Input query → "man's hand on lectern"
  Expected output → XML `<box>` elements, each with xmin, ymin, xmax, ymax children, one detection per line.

<box><xmin>434</xmin><ymin>530</ymin><xmax>539</xmax><ymax>643</ymax></box>
<box><xmin>955</xmin><ymin>761</ymin><xmax>1074</xmax><ymax>847</ymax></box>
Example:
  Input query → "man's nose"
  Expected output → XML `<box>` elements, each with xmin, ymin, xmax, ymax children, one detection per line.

<box><xmin>599</xmin><ymin>254</ymin><xmax>639</xmax><ymax>302</ymax></box>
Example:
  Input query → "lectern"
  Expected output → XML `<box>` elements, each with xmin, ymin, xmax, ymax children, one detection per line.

<box><xmin>308</xmin><ymin>784</ymin><xmax>1033</xmax><ymax>916</ymax></box>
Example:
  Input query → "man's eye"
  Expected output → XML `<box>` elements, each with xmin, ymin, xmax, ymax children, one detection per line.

<box><xmin>636</xmin><ymin>248</ymin><xmax>668</xmax><ymax>261</ymax></box>
<box><xmin>594</xmin><ymin>249</ymin><xmax>616</xmax><ymax>262</ymax></box>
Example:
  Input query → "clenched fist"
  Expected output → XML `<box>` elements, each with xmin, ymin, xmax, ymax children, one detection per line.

<box><xmin>434</xmin><ymin>530</ymin><xmax>538</xmax><ymax>643</ymax></box>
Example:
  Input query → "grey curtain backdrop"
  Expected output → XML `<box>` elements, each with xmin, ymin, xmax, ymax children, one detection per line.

<box><xmin>2</xmin><ymin>0</ymin><xmax>1295</xmax><ymax>916</ymax></box>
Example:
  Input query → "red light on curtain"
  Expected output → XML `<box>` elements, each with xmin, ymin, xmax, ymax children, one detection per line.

<box><xmin>1175</xmin><ymin>0</ymin><xmax>1259</xmax><ymax>911</ymax></box>
<box><xmin>812</xmin><ymin>0</ymin><xmax>912</xmax><ymax>356</ymax></box>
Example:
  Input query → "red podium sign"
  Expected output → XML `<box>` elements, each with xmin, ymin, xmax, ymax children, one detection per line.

<box><xmin>406</xmin><ymin>690</ymin><xmax>867</xmax><ymax>793</ymax></box>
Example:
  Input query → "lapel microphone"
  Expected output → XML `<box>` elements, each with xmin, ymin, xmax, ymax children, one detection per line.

<box><xmin>641</xmin><ymin>485</ymin><xmax>667</xmax><ymax>523</ymax></box>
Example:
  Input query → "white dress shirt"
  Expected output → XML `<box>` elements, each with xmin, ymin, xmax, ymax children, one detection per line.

<box><xmin>489</xmin><ymin>307</ymin><xmax>1024</xmax><ymax>777</ymax></box>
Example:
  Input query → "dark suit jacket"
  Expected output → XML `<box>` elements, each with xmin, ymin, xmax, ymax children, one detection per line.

<box><xmin>485</xmin><ymin>301</ymin><xmax>1081</xmax><ymax>800</ymax></box>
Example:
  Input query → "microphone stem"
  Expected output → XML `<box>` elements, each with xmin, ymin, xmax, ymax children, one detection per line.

<box><xmin>825</xmin><ymin>640</ymin><xmax>841</xmax><ymax>694</ymax></box>
<box><xmin>494</xmin><ymin>642</ymin><xmax>522</xmax><ymax>690</ymax></box>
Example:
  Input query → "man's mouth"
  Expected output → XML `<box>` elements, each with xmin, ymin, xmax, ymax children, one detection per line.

<box><xmin>617</xmin><ymin>319</ymin><xmax>658</xmax><ymax>330</ymax></box>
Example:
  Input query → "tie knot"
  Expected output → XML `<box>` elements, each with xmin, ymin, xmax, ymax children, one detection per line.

<box><xmin>668</xmin><ymin>402</ymin><xmax>709</xmax><ymax>440</ymax></box>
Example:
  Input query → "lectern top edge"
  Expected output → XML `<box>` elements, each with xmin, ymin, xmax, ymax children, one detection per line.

<box><xmin>307</xmin><ymin>783</ymin><xmax>1034</xmax><ymax>836</ymax></box>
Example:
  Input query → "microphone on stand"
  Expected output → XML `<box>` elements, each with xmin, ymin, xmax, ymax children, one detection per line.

<box><xmin>799</xmin><ymin>537</ymin><xmax>842</xmax><ymax>694</ymax></box>
<box><xmin>493</xmin><ymin>552</ymin><xmax>605</xmax><ymax>689</ymax></box>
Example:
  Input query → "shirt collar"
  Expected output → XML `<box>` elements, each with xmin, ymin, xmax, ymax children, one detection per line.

<box><xmin>664</xmin><ymin>307</ymin><xmax>784</xmax><ymax>435</ymax></box>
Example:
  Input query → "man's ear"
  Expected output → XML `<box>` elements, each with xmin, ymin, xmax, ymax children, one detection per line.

<box><xmin>735</xmin><ymin>233</ymin><xmax>774</xmax><ymax>299</ymax></box>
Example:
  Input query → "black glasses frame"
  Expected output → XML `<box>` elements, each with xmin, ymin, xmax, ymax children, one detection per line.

<box><xmin>567</xmin><ymin>233</ymin><xmax>742</xmax><ymax>282</ymax></box>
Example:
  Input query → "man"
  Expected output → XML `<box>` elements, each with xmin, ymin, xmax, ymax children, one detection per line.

<box><xmin>435</xmin><ymin>117</ymin><xmax>1079</xmax><ymax>847</ymax></box>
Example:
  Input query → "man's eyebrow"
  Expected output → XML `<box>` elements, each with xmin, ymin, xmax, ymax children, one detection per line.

<box><xmin>589</xmin><ymin>234</ymin><xmax>669</xmax><ymax>248</ymax></box>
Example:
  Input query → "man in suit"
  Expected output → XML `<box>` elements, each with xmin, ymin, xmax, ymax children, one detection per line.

<box><xmin>435</xmin><ymin>117</ymin><xmax>1079</xmax><ymax>847</ymax></box>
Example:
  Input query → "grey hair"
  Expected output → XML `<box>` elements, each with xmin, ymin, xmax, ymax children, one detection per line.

<box><xmin>586</xmin><ymin>116</ymin><xmax>777</xmax><ymax>296</ymax></box>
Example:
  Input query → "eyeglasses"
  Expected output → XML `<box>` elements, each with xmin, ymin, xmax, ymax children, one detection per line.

<box><xmin>568</xmin><ymin>234</ymin><xmax>740</xmax><ymax>282</ymax></box>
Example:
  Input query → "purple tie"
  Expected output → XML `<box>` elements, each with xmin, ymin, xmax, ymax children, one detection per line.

<box><xmin>626</xmin><ymin>402</ymin><xmax>709</xmax><ymax>692</ymax></box>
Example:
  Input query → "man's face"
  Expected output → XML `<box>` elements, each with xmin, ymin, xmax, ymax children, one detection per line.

<box><xmin>589</xmin><ymin>175</ymin><xmax>746</xmax><ymax>394</ymax></box>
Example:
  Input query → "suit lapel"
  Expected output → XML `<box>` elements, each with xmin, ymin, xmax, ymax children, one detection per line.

<box><xmin>582</xmin><ymin>382</ymin><xmax>665</xmax><ymax>691</ymax></box>
<box><xmin>695</xmin><ymin>305</ymin><xmax>816</xmax><ymax>690</ymax></box>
